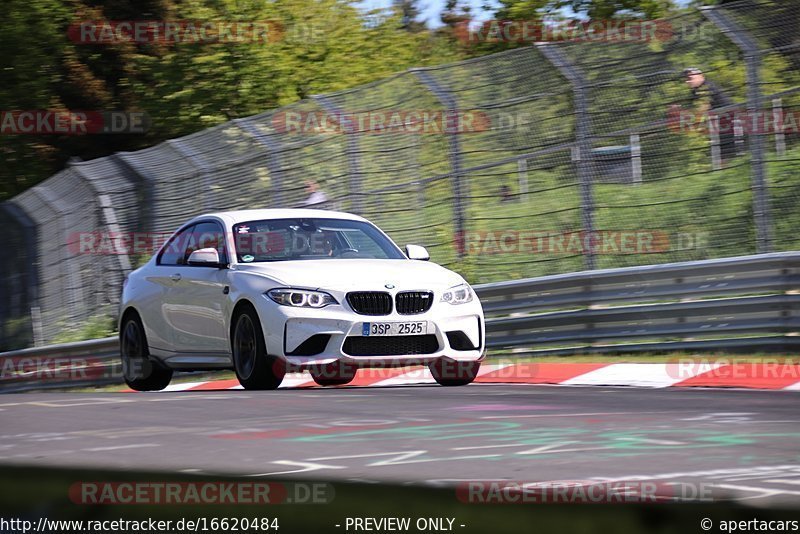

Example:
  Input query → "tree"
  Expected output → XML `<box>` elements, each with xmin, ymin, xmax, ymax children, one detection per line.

<box><xmin>1</xmin><ymin>0</ymin><xmax>463</xmax><ymax>201</ymax></box>
<box><xmin>393</xmin><ymin>0</ymin><xmax>427</xmax><ymax>32</ymax></box>
<box><xmin>0</xmin><ymin>0</ymin><xmax>178</xmax><ymax>200</ymax></box>
<box><xmin>549</xmin><ymin>0</ymin><xmax>675</xmax><ymax>19</ymax></box>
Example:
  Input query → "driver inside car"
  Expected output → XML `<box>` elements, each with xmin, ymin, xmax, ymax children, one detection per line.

<box><xmin>308</xmin><ymin>231</ymin><xmax>335</xmax><ymax>257</ymax></box>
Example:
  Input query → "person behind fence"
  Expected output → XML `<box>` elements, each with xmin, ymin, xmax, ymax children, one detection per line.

<box><xmin>303</xmin><ymin>179</ymin><xmax>329</xmax><ymax>207</ymax></box>
<box><xmin>498</xmin><ymin>184</ymin><xmax>514</xmax><ymax>202</ymax></box>
<box><xmin>683</xmin><ymin>67</ymin><xmax>737</xmax><ymax>162</ymax></box>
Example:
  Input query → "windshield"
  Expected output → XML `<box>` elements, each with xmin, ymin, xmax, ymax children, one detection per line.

<box><xmin>232</xmin><ymin>218</ymin><xmax>406</xmax><ymax>262</ymax></box>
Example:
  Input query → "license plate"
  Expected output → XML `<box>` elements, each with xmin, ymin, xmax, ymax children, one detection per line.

<box><xmin>362</xmin><ymin>321</ymin><xmax>428</xmax><ymax>336</ymax></box>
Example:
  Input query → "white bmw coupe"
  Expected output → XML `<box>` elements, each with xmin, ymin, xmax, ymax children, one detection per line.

<box><xmin>119</xmin><ymin>209</ymin><xmax>485</xmax><ymax>391</ymax></box>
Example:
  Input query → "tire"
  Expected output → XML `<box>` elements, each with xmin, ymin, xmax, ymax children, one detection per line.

<box><xmin>429</xmin><ymin>358</ymin><xmax>480</xmax><ymax>387</ymax></box>
<box><xmin>232</xmin><ymin>305</ymin><xmax>285</xmax><ymax>390</ymax></box>
<box><xmin>120</xmin><ymin>313</ymin><xmax>173</xmax><ymax>391</ymax></box>
<box><xmin>310</xmin><ymin>362</ymin><xmax>357</xmax><ymax>387</ymax></box>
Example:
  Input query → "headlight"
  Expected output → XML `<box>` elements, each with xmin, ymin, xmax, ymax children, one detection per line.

<box><xmin>440</xmin><ymin>283</ymin><xmax>473</xmax><ymax>305</ymax></box>
<box><xmin>267</xmin><ymin>288</ymin><xmax>337</xmax><ymax>308</ymax></box>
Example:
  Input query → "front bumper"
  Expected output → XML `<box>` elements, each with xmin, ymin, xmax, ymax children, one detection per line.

<box><xmin>252</xmin><ymin>294</ymin><xmax>485</xmax><ymax>368</ymax></box>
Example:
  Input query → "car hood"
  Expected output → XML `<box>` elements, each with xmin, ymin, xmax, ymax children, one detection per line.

<box><xmin>232</xmin><ymin>259</ymin><xmax>465</xmax><ymax>291</ymax></box>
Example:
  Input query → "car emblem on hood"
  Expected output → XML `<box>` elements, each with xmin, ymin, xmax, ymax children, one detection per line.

<box><xmin>385</xmin><ymin>283</ymin><xmax>395</xmax><ymax>289</ymax></box>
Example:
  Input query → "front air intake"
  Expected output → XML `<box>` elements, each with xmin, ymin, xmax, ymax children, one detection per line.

<box><xmin>343</xmin><ymin>335</ymin><xmax>440</xmax><ymax>356</ymax></box>
<box><xmin>286</xmin><ymin>334</ymin><xmax>331</xmax><ymax>356</ymax></box>
<box><xmin>446</xmin><ymin>331</ymin><xmax>478</xmax><ymax>351</ymax></box>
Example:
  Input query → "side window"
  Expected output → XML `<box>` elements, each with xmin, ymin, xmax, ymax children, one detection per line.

<box><xmin>186</xmin><ymin>221</ymin><xmax>228</xmax><ymax>265</ymax></box>
<box><xmin>343</xmin><ymin>230</ymin><xmax>384</xmax><ymax>258</ymax></box>
<box><xmin>157</xmin><ymin>224</ymin><xmax>195</xmax><ymax>266</ymax></box>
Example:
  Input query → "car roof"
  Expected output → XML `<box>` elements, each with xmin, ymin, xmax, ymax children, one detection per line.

<box><xmin>194</xmin><ymin>209</ymin><xmax>369</xmax><ymax>226</ymax></box>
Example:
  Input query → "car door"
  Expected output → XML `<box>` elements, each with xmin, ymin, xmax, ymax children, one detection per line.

<box><xmin>145</xmin><ymin>223</ymin><xmax>197</xmax><ymax>353</ymax></box>
<box><xmin>163</xmin><ymin>221</ymin><xmax>230</xmax><ymax>354</ymax></box>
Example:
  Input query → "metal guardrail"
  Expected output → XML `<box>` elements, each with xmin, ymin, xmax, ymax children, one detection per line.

<box><xmin>0</xmin><ymin>336</ymin><xmax>119</xmax><ymax>392</ymax></box>
<box><xmin>481</xmin><ymin>251</ymin><xmax>800</xmax><ymax>355</ymax></box>
<box><xmin>2</xmin><ymin>252</ymin><xmax>799</xmax><ymax>391</ymax></box>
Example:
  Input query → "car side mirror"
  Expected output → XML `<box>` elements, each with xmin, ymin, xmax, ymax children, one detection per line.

<box><xmin>187</xmin><ymin>248</ymin><xmax>224</xmax><ymax>268</ymax></box>
<box><xmin>405</xmin><ymin>244</ymin><xmax>430</xmax><ymax>261</ymax></box>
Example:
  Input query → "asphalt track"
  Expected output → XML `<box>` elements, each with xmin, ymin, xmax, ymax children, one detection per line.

<box><xmin>2</xmin><ymin>384</ymin><xmax>800</xmax><ymax>506</ymax></box>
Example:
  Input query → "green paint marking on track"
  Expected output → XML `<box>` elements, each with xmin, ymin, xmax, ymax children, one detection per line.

<box><xmin>289</xmin><ymin>421</ymin><xmax>800</xmax><ymax>460</ymax></box>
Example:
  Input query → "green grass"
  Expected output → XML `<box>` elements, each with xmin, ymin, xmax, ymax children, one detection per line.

<box><xmin>369</xmin><ymin>145</ymin><xmax>800</xmax><ymax>286</ymax></box>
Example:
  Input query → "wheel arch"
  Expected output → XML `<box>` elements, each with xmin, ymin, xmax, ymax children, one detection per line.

<box><xmin>229</xmin><ymin>298</ymin><xmax>259</xmax><ymax>347</ymax></box>
<box><xmin>119</xmin><ymin>306</ymin><xmax>142</xmax><ymax>332</ymax></box>
<box><xmin>119</xmin><ymin>305</ymin><xmax>154</xmax><ymax>354</ymax></box>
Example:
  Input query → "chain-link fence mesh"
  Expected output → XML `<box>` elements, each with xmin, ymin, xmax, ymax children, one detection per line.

<box><xmin>2</xmin><ymin>0</ymin><xmax>799</xmax><ymax>348</ymax></box>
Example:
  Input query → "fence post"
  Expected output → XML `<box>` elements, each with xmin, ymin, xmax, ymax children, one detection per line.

<box><xmin>702</xmin><ymin>6</ymin><xmax>772</xmax><ymax>253</ymax></box>
<box><xmin>733</xmin><ymin>114</ymin><xmax>746</xmax><ymax>156</ymax></box>
<box><xmin>773</xmin><ymin>98</ymin><xmax>786</xmax><ymax>156</ymax></box>
<box><xmin>630</xmin><ymin>134</ymin><xmax>642</xmax><ymax>184</ymax></box>
<box><xmin>311</xmin><ymin>95</ymin><xmax>364</xmax><ymax>215</ymax></box>
<box><xmin>518</xmin><ymin>158</ymin><xmax>529</xmax><ymax>194</ymax></box>
<box><xmin>30</xmin><ymin>306</ymin><xmax>44</xmax><ymax>347</ymax></box>
<box><xmin>69</xmin><ymin>162</ymin><xmax>132</xmax><ymax>275</ymax></box>
<box><xmin>233</xmin><ymin>119</ymin><xmax>286</xmax><ymax>207</ymax></box>
<box><xmin>167</xmin><ymin>139</ymin><xmax>213</xmax><ymax>211</ymax></box>
<box><xmin>114</xmin><ymin>153</ymin><xmax>156</xmax><ymax>233</ymax></box>
<box><xmin>411</xmin><ymin>69</ymin><xmax>467</xmax><ymax>259</ymax></box>
<box><xmin>537</xmin><ymin>43</ymin><xmax>596</xmax><ymax>270</ymax></box>
<box><xmin>709</xmin><ymin>115</ymin><xmax>722</xmax><ymax>170</ymax></box>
